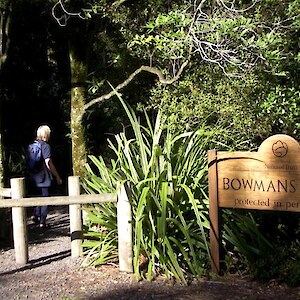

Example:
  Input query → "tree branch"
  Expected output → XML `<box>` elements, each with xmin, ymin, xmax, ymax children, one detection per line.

<box><xmin>82</xmin><ymin>60</ymin><xmax>189</xmax><ymax>114</ymax></box>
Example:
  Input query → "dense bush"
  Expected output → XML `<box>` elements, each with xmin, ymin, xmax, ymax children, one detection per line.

<box><xmin>82</xmin><ymin>94</ymin><xmax>221</xmax><ymax>283</ymax></box>
<box><xmin>82</xmin><ymin>95</ymin><xmax>299</xmax><ymax>286</ymax></box>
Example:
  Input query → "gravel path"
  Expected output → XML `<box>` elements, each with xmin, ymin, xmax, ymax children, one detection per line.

<box><xmin>0</xmin><ymin>207</ymin><xmax>299</xmax><ymax>300</ymax></box>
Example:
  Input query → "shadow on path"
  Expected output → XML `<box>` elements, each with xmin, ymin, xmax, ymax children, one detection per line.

<box><xmin>0</xmin><ymin>249</ymin><xmax>71</xmax><ymax>276</ymax></box>
<box><xmin>0</xmin><ymin>206</ymin><xmax>72</xmax><ymax>277</ymax></box>
<box><xmin>27</xmin><ymin>212</ymin><xmax>70</xmax><ymax>244</ymax></box>
<box><xmin>0</xmin><ymin>206</ymin><xmax>71</xmax><ymax>249</ymax></box>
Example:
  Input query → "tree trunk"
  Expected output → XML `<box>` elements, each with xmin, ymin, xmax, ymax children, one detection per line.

<box><xmin>69</xmin><ymin>47</ymin><xmax>88</xmax><ymax>177</ymax></box>
<box><xmin>68</xmin><ymin>15</ymin><xmax>90</xmax><ymax>177</ymax></box>
<box><xmin>70</xmin><ymin>85</ymin><xmax>86</xmax><ymax>177</ymax></box>
<box><xmin>65</xmin><ymin>5</ymin><xmax>188</xmax><ymax>177</ymax></box>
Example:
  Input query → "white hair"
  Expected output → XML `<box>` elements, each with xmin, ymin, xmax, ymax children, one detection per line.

<box><xmin>36</xmin><ymin>125</ymin><xmax>51</xmax><ymax>142</ymax></box>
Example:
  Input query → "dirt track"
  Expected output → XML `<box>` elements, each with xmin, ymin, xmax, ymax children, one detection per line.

<box><xmin>0</xmin><ymin>207</ymin><xmax>299</xmax><ymax>300</ymax></box>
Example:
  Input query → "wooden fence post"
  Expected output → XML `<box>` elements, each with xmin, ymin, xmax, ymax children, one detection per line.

<box><xmin>68</xmin><ymin>176</ymin><xmax>83</xmax><ymax>258</ymax></box>
<box><xmin>11</xmin><ymin>177</ymin><xmax>28</xmax><ymax>265</ymax></box>
<box><xmin>117</xmin><ymin>183</ymin><xmax>133</xmax><ymax>273</ymax></box>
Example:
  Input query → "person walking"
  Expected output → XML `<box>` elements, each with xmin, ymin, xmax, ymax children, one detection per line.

<box><xmin>27</xmin><ymin>125</ymin><xmax>62</xmax><ymax>228</ymax></box>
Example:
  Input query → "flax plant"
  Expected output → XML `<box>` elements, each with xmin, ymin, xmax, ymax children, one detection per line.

<box><xmin>82</xmin><ymin>92</ymin><xmax>221</xmax><ymax>283</ymax></box>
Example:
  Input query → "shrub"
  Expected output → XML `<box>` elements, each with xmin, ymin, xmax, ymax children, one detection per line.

<box><xmin>82</xmin><ymin>93</ymin><xmax>223</xmax><ymax>283</ymax></box>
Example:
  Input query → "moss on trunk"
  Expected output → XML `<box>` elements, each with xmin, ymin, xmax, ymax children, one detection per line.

<box><xmin>68</xmin><ymin>21</ymin><xmax>90</xmax><ymax>177</ymax></box>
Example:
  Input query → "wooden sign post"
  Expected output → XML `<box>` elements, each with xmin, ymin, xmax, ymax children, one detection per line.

<box><xmin>208</xmin><ymin>134</ymin><xmax>300</xmax><ymax>273</ymax></box>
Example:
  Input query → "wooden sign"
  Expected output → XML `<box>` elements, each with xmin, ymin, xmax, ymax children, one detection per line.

<box><xmin>208</xmin><ymin>134</ymin><xmax>300</xmax><ymax>273</ymax></box>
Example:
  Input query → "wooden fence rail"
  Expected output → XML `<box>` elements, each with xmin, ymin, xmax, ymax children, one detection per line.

<box><xmin>0</xmin><ymin>176</ymin><xmax>133</xmax><ymax>273</ymax></box>
<box><xmin>0</xmin><ymin>188</ymin><xmax>12</xmax><ymax>198</ymax></box>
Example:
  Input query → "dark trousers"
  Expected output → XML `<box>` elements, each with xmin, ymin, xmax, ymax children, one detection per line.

<box><xmin>33</xmin><ymin>187</ymin><xmax>49</xmax><ymax>225</ymax></box>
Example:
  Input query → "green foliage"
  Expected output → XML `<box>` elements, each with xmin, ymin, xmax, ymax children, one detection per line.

<box><xmin>128</xmin><ymin>9</ymin><xmax>192</xmax><ymax>62</ymax></box>
<box><xmin>138</xmin><ymin>0</ymin><xmax>300</xmax><ymax>148</ymax></box>
<box><xmin>83</xmin><ymin>94</ymin><xmax>295</xmax><ymax>285</ymax></box>
<box><xmin>82</xmin><ymin>93</ymin><xmax>223</xmax><ymax>283</ymax></box>
<box><xmin>222</xmin><ymin>211</ymin><xmax>274</xmax><ymax>270</ymax></box>
<box><xmin>253</xmin><ymin>0</ymin><xmax>300</xmax><ymax>76</ymax></box>
<box><xmin>147</xmin><ymin>66</ymin><xmax>268</xmax><ymax>149</ymax></box>
<box><xmin>82</xmin><ymin>228</ymin><xmax>118</xmax><ymax>267</ymax></box>
<box><xmin>126</xmin><ymin>1</ymin><xmax>264</xmax><ymax>75</ymax></box>
<box><xmin>259</xmin><ymin>87</ymin><xmax>300</xmax><ymax>136</ymax></box>
<box><xmin>250</xmin><ymin>240</ymin><xmax>300</xmax><ymax>286</ymax></box>
<box><xmin>81</xmin><ymin>200</ymin><xmax>118</xmax><ymax>267</ymax></box>
<box><xmin>3</xmin><ymin>147</ymin><xmax>26</xmax><ymax>182</ymax></box>
<box><xmin>83</xmin><ymin>91</ymin><xmax>300</xmax><ymax>284</ymax></box>
<box><xmin>245</xmin><ymin>214</ymin><xmax>300</xmax><ymax>286</ymax></box>
<box><xmin>81</xmin><ymin>156</ymin><xmax>119</xmax><ymax>266</ymax></box>
<box><xmin>146</xmin><ymin>41</ymin><xmax>300</xmax><ymax>147</ymax></box>
<box><xmin>222</xmin><ymin>211</ymin><xmax>300</xmax><ymax>286</ymax></box>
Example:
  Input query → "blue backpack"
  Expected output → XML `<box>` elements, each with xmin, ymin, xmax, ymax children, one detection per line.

<box><xmin>26</xmin><ymin>141</ymin><xmax>43</xmax><ymax>173</ymax></box>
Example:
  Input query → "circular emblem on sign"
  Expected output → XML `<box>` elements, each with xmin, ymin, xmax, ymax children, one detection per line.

<box><xmin>272</xmin><ymin>140</ymin><xmax>288</xmax><ymax>157</ymax></box>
